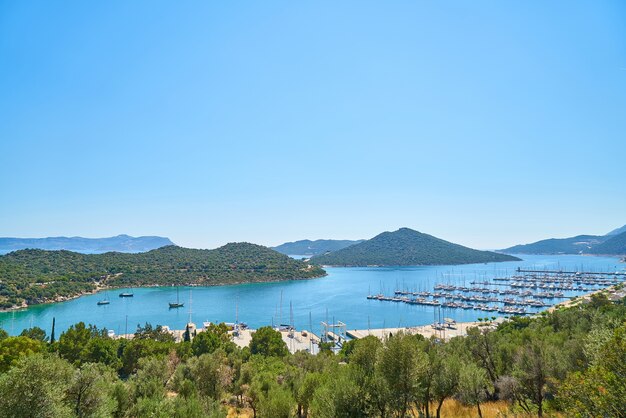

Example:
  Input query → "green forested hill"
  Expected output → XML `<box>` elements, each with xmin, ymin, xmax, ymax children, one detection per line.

<box><xmin>311</xmin><ymin>228</ymin><xmax>520</xmax><ymax>266</ymax></box>
<box><xmin>0</xmin><ymin>244</ymin><xmax>325</xmax><ymax>309</ymax></box>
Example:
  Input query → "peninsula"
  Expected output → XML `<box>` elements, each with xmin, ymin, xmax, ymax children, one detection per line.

<box><xmin>0</xmin><ymin>243</ymin><xmax>325</xmax><ymax>310</ymax></box>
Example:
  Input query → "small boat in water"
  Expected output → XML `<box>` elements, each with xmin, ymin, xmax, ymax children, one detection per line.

<box><xmin>169</xmin><ymin>287</ymin><xmax>184</xmax><ymax>309</ymax></box>
<box><xmin>97</xmin><ymin>291</ymin><xmax>111</xmax><ymax>305</ymax></box>
<box><xmin>119</xmin><ymin>291</ymin><xmax>134</xmax><ymax>298</ymax></box>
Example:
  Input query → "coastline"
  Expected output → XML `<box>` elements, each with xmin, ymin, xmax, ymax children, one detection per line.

<box><xmin>0</xmin><ymin>272</ymin><xmax>328</xmax><ymax>313</ymax></box>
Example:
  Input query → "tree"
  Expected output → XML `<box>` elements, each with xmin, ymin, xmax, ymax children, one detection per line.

<box><xmin>0</xmin><ymin>336</ymin><xmax>45</xmax><ymax>372</ymax></box>
<box><xmin>192</xmin><ymin>329</ymin><xmax>222</xmax><ymax>356</ymax></box>
<box><xmin>66</xmin><ymin>362</ymin><xmax>116</xmax><ymax>417</ymax></box>
<box><xmin>294</xmin><ymin>372</ymin><xmax>320</xmax><ymax>418</ymax></box>
<box><xmin>310</xmin><ymin>368</ymin><xmax>367</xmax><ymax>418</ymax></box>
<box><xmin>458</xmin><ymin>362</ymin><xmax>490</xmax><ymax>418</ymax></box>
<box><xmin>432</xmin><ymin>350</ymin><xmax>460</xmax><ymax>418</ymax></box>
<box><xmin>130</xmin><ymin>355</ymin><xmax>172</xmax><ymax>401</ymax></box>
<box><xmin>168</xmin><ymin>394</ymin><xmax>226</xmax><ymax>418</ymax></box>
<box><xmin>250</xmin><ymin>327</ymin><xmax>288</xmax><ymax>357</ymax></box>
<box><xmin>187</xmin><ymin>352</ymin><xmax>232</xmax><ymax>400</ymax></box>
<box><xmin>80</xmin><ymin>336</ymin><xmax>122</xmax><ymax>369</ymax></box>
<box><xmin>558</xmin><ymin>324</ymin><xmax>626</xmax><ymax>417</ymax></box>
<box><xmin>57</xmin><ymin>322</ymin><xmax>106</xmax><ymax>365</ymax></box>
<box><xmin>465</xmin><ymin>326</ymin><xmax>501</xmax><ymax>394</ymax></box>
<box><xmin>258</xmin><ymin>385</ymin><xmax>295</xmax><ymax>418</ymax></box>
<box><xmin>120</xmin><ymin>338</ymin><xmax>174</xmax><ymax>376</ymax></box>
<box><xmin>377</xmin><ymin>333</ymin><xmax>428</xmax><ymax>417</ymax></box>
<box><xmin>0</xmin><ymin>353</ymin><xmax>74</xmax><ymax>417</ymax></box>
<box><xmin>19</xmin><ymin>326</ymin><xmax>47</xmax><ymax>342</ymax></box>
<box><xmin>512</xmin><ymin>335</ymin><xmax>563</xmax><ymax>418</ymax></box>
<box><xmin>345</xmin><ymin>336</ymin><xmax>388</xmax><ymax>417</ymax></box>
<box><xmin>0</xmin><ymin>328</ymin><xmax>9</xmax><ymax>341</ymax></box>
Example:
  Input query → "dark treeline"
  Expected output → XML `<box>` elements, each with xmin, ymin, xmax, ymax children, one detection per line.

<box><xmin>0</xmin><ymin>243</ymin><xmax>325</xmax><ymax>309</ymax></box>
<box><xmin>0</xmin><ymin>291</ymin><xmax>624</xmax><ymax>417</ymax></box>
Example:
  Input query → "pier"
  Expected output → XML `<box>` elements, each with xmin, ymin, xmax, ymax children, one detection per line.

<box><xmin>515</xmin><ymin>267</ymin><xmax>626</xmax><ymax>277</ymax></box>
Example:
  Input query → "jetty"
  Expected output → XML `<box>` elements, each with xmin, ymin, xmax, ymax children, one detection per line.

<box><xmin>516</xmin><ymin>267</ymin><xmax>626</xmax><ymax>277</ymax></box>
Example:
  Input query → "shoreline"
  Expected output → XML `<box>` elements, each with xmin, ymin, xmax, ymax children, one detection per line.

<box><xmin>0</xmin><ymin>272</ymin><xmax>328</xmax><ymax>314</ymax></box>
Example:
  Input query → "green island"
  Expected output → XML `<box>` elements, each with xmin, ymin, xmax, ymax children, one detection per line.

<box><xmin>0</xmin><ymin>290</ymin><xmax>624</xmax><ymax>417</ymax></box>
<box><xmin>312</xmin><ymin>228</ymin><xmax>520</xmax><ymax>266</ymax></box>
<box><xmin>0</xmin><ymin>244</ymin><xmax>325</xmax><ymax>310</ymax></box>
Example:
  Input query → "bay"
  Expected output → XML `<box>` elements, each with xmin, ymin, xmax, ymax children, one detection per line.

<box><xmin>0</xmin><ymin>254</ymin><xmax>622</xmax><ymax>336</ymax></box>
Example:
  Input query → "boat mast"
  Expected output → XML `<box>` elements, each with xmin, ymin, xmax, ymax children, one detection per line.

<box><xmin>188</xmin><ymin>290</ymin><xmax>193</xmax><ymax>324</ymax></box>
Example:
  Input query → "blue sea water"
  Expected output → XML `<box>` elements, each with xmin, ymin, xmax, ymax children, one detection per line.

<box><xmin>0</xmin><ymin>254</ymin><xmax>623</xmax><ymax>336</ymax></box>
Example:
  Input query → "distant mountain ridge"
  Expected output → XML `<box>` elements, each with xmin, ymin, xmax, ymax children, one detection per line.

<box><xmin>0</xmin><ymin>235</ymin><xmax>174</xmax><ymax>254</ymax></box>
<box><xmin>501</xmin><ymin>235</ymin><xmax>607</xmax><ymax>255</ymax></box>
<box><xmin>501</xmin><ymin>224</ymin><xmax>626</xmax><ymax>255</ymax></box>
<box><xmin>607</xmin><ymin>224</ymin><xmax>626</xmax><ymax>236</ymax></box>
<box><xmin>311</xmin><ymin>227</ymin><xmax>520</xmax><ymax>266</ymax></box>
<box><xmin>272</xmin><ymin>239</ymin><xmax>365</xmax><ymax>256</ymax></box>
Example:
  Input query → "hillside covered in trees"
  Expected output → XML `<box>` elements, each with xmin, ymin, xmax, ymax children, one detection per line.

<box><xmin>0</xmin><ymin>289</ymin><xmax>624</xmax><ymax>417</ymax></box>
<box><xmin>272</xmin><ymin>239</ymin><xmax>364</xmax><ymax>256</ymax></box>
<box><xmin>311</xmin><ymin>228</ymin><xmax>520</xmax><ymax>266</ymax></box>
<box><xmin>0</xmin><ymin>244</ymin><xmax>325</xmax><ymax>309</ymax></box>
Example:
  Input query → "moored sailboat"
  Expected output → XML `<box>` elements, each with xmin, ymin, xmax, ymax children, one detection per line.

<box><xmin>169</xmin><ymin>286</ymin><xmax>184</xmax><ymax>308</ymax></box>
<box><xmin>97</xmin><ymin>291</ymin><xmax>111</xmax><ymax>305</ymax></box>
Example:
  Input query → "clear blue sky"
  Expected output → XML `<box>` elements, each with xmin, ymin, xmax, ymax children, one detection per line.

<box><xmin>1</xmin><ymin>1</ymin><xmax>625</xmax><ymax>250</ymax></box>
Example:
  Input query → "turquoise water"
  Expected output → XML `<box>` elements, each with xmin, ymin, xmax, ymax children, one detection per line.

<box><xmin>1</xmin><ymin>254</ymin><xmax>623</xmax><ymax>336</ymax></box>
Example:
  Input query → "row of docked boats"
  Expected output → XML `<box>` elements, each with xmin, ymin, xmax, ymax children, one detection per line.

<box><xmin>406</xmin><ymin>287</ymin><xmax>565</xmax><ymax>299</ymax></box>
<box><xmin>367</xmin><ymin>293</ymin><xmax>529</xmax><ymax>314</ymax></box>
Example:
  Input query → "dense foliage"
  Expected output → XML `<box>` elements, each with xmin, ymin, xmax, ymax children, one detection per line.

<box><xmin>0</xmin><ymin>292</ymin><xmax>624</xmax><ymax>417</ymax></box>
<box><xmin>0</xmin><ymin>244</ymin><xmax>325</xmax><ymax>309</ymax></box>
<box><xmin>272</xmin><ymin>239</ymin><xmax>364</xmax><ymax>257</ymax></box>
<box><xmin>312</xmin><ymin>228</ymin><xmax>520</xmax><ymax>266</ymax></box>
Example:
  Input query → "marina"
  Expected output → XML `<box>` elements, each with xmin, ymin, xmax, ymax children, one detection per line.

<box><xmin>368</xmin><ymin>269</ymin><xmax>624</xmax><ymax>315</ymax></box>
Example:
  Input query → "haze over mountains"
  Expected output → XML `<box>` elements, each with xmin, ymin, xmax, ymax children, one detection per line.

<box><xmin>0</xmin><ymin>235</ymin><xmax>174</xmax><ymax>254</ymax></box>
<box><xmin>501</xmin><ymin>225</ymin><xmax>626</xmax><ymax>255</ymax></box>
<box><xmin>310</xmin><ymin>227</ymin><xmax>519</xmax><ymax>266</ymax></box>
<box><xmin>272</xmin><ymin>239</ymin><xmax>365</xmax><ymax>256</ymax></box>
